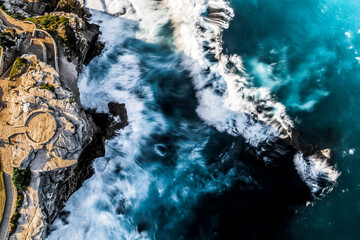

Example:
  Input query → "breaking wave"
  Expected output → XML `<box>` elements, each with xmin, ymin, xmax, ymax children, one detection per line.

<box><xmin>47</xmin><ymin>0</ymin><xmax>339</xmax><ymax>239</ymax></box>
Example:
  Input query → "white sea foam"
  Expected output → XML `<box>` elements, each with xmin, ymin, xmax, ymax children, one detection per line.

<box><xmin>48</xmin><ymin>11</ymin><xmax>167</xmax><ymax>239</ymax></box>
<box><xmin>48</xmin><ymin>6</ymin><xmax>241</xmax><ymax>239</ymax></box>
<box><xmin>163</xmin><ymin>0</ymin><xmax>295</xmax><ymax>144</ymax></box>
<box><xmin>85</xmin><ymin>1</ymin><xmax>281</xmax><ymax>148</ymax></box>
<box><xmin>349</xmin><ymin>148</ymin><xmax>355</xmax><ymax>155</ymax></box>
<box><xmin>162</xmin><ymin>0</ymin><xmax>338</xmax><ymax>189</ymax></box>
<box><xmin>84</xmin><ymin>0</ymin><xmax>338</xmax><ymax>198</ymax></box>
<box><xmin>294</xmin><ymin>152</ymin><xmax>340</xmax><ymax>196</ymax></box>
<box><xmin>48</xmin><ymin>1</ymin><xmax>340</xmax><ymax>239</ymax></box>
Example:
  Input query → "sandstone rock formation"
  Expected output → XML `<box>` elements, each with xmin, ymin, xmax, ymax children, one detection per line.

<box><xmin>0</xmin><ymin>2</ymin><xmax>126</xmax><ymax>239</ymax></box>
<box><xmin>1</xmin><ymin>0</ymin><xmax>84</xmax><ymax>16</ymax></box>
<box><xmin>0</xmin><ymin>54</ymin><xmax>91</xmax><ymax>239</ymax></box>
<box><xmin>0</xmin><ymin>55</ymin><xmax>128</xmax><ymax>239</ymax></box>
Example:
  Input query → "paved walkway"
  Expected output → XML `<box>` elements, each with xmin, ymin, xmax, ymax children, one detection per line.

<box><xmin>0</xmin><ymin>173</ymin><xmax>13</xmax><ymax>240</ymax></box>
<box><xmin>0</xmin><ymin>9</ymin><xmax>35</xmax><ymax>33</ymax></box>
<box><xmin>0</xmin><ymin>9</ymin><xmax>60</xmax><ymax>239</ymax></box>
<box><xmin>0</xmin><ymin>9</ymin><xmax>58</xmax><ymax>71</ymax></box>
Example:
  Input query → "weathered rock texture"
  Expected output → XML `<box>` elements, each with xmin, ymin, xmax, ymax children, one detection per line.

<box><xmin>0</xmin><ymin>54</ymin><xmax>89</xmax><ymax>239</ymax></box>
<box><xmin>0</xmin><ymin>22</ymin><xmax>24</xmax><ymax>76</ymax></box>
<box><xmin>52</xmin><ymin>11</ymin><xmax>104</xmax><ymax>104</ymax></box>
<box><xmin>1</xmin><ymin>53</ymin><xmax>128</xmax><ymax>239</ymax></box>
<box><xmin>1</xmin><ymin>0</ymin><xmax>84</xmax><ymax>16</ymax></box>
<box><xmin>0</xmin><ymin>2</ymin><xmax>127</xmax><ymax>239</ymax></box>
<box><xmin>51</xmin><ymin>11</ymin><xmax>104</xmax><ymax>70</ymax></box>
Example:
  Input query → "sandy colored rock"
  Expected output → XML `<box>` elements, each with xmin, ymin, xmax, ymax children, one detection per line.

<box><xmin>0</xmin><ymin>54</ymin><xmax>93</xmax><ymax>239</ymax></box>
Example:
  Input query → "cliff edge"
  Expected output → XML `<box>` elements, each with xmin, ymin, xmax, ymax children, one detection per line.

<box><xmin>0</xmin><ymin>2</ymin><xmax>125</xmax><ymax>239</ymax></box>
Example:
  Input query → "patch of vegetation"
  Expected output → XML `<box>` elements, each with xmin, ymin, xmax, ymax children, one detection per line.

<box><xmin>69</xmin><ymin>98</ymin><xmax>74</xmax><ymax>104</ymax></box>
<box><xmin>40</xmin><ymin>83</ymin><xmax>55</xmax><ymax>92</ymax></box>
<box><xmin>10</xmin><ymin>168</ymin><xmax>31</xmax><ymax>234</ymax></box>
<box><xmin>28</xmin><ymin>62</ymin><xmax>36</xmax><ymax>72</ymax></box>
<box><xmin>26</xmin><ymin>15</ymin><xmax>69</xmax><ymax>35</ymax></box>
<box><xmin>26</xmin><ymin>14</ymin><xmax>79</xmax><ymax>57</ymax></box>
<box><xmin>9</xmin><ymin>57</ymin><xmax>28</xmax><ymax>78</ymax></box>
<box><xmin>12</xmin><ymin>168</ymin><xmax>31</xmax><ymax>190</ymax></box>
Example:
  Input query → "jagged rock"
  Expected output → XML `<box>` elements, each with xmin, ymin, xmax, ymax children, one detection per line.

<box><xmin>50</xmin><ymin>11</ymin><xmax>104</xmax><ymax>70</ymax></box>
<box><xmin>0</xmin><ymin>3</ymin><xmax>121</xmax><ymax>239</ymax></box>
<box><xmin>2</xmin><ymin>0</ymin><xmax>63</xmax><ymax>16</ymax></box>
<box><xmin>2</xmin><ymin>55</ymin><xmax>92</xmax><ymax>239</ymax></box>
<box><xmin>3</xmin><ymin>54</ymin><xmax>128</xmax><ymax>239</ymax></box>
<box><xmin>55</xmin><ymin>0</ymin><xmax>84</xmax><ymax>16</ymax></box>
<box><xmin>54</xmin><ymin>130</ymin><xmax>79</xmax><ymax>152</ymax></box>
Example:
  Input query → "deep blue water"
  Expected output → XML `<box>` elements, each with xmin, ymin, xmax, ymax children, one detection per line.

<box><xmin>224</xmin><ymin>0</ymin><xmax>360</xmax><ymax>239</ymax></box>
<box><xmin>47</xmin><ymin>0</ymin><xmax>359</xmax><ymax>239</ymax></box>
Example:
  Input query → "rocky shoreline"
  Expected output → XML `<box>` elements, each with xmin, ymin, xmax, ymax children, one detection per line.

<box><xmin>0</xmin><ymin>1</ymin><xmax>126</xmax><ymax>239</ymax></box>
<box><xmin>0</xmin><ymin>0</ymin><xmax>339</xmax><ymax>239</ymax></box>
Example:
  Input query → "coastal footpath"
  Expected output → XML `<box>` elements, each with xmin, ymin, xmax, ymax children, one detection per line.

<box><xmin>0</xmin><ymin>1</ymin><xmax>127</xmax><ymax>239</ymax></box>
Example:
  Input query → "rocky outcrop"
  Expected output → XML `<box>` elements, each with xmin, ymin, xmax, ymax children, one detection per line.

<box><xmin>51</xmin><ymin>11</ymin><xmax>104</xmax><ymax>70</ymax></box>
<box><xmin>0</xmin><ymin>23</ymin><xmax>26</xmax><ymax>76</ymax></box>
<box><xmin>0</xmin><ymin>3</ymin><xmax>123</xmax><ymax>239</ymax></box>
<box><xmin>0</xmin><ymin>0</ymin><xmax>104</xmax><ymax>76</ymax></box>
<box><xmin>0</xmin><ymin>54</ymin><xmax>88</xmax><ymax>239</ymax></box>
<box><xmin>3</xmin><ymin>54</ymin><xmax>127</xmax><ymax>239</ymax></box>
<box><xmin>1</xmin><ymin>0</ymin><xmax>55</xmax><ymax>16</ymax></box>
<box><xmin>1</xmin><ymin>0</ymin><xmax>83</xmax><ymax>16</ymax></box>
<box><xmin>55</xmin><ymin>0</ymin><xmax>84</xmax><ymax>17</ymax></box>
<box><xmin>38</xmin><ymin>102</ymin><xmax>128</xmax><ymax>238</ymax></box>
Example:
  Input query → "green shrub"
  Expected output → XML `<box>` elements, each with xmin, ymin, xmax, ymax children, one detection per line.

<box><xmin>40</xmin><ymin>83</ymin><xmax>55</xmax><ymax>92</ymax></box>
<box><xmin>26</xmin><ymin>15</ymin><xmax>69</xmax><ymax>35</ymax></box>
<box><xmin>8</xmin><ymin>13</ymin><xmax>22</xmax><ymax>20</ymax></box>
<box><xmin>9</xmin><ymin>168</ymin><xmax>31</xmax><ymax>234</ymax></box>
<box><xmin>15</xmin><ymin>192</ymin><xmax>23</xmax><ymax>208</ymax></box>
<box><xmin>9</xmin><ymin>57</ymin><xmax>28</xmax><ymax>78</ymax></box>
<box><xmin>69</xmin><ymin>98</ymin><xmax>74</xmax><ymax>104</ymax></box>
<box><xmin>9</xmin><ymin>211</ymin><xmax>20</xmax><ymax>233</ymax></box>
<box><xmin>12</xmin><ymin>168</ymin><xmax>31</xmax><ymax>190</ymax></box>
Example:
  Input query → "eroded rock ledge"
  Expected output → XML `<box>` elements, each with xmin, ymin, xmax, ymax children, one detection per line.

<box><xmin>0</xmin><ymin>1</ymin><xmax>124</xmax><ymax>239</ymax></box>
<box><xmin>0</xmin><ymin>54</ymin><xmax>126</xmax><ymax>239</ymax></box>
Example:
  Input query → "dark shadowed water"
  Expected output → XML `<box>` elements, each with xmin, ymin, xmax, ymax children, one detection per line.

<box><xmin>47</xmin><ymin>0</ymin><xmax>359</xmax><ymax>239</ymax></box>
<box><xmin>224</xmin><ymin>0</ymin><xmax>360</xmax><ymax>239</ymax></box>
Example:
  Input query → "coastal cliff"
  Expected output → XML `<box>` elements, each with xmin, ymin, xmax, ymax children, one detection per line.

<box><xmin>3</xmin><ymin>54</ymin><xmax>93</xmax><ymax>239</ymax></box>
<box><xmin>1</xmin><ymin>0</ymin><xmax>84</xmax><ymax>17</ymax></box>
<box><xmin>0</xmin><ymin>1</ymin><xmax>125</xmax><ymax>239</ymax></box>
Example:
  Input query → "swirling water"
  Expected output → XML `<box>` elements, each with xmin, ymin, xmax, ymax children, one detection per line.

<box><xmin>47</xmin><ymin>0</ymin><xmax>359</xmax><ymax>239</ymax></box>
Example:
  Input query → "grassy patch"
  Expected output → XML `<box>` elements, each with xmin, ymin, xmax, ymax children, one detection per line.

<box><xmin>10</xmin><ymin>168</ymin><xmax>31</xmax><ymax>234</ymax></box>
<box><xmin>40</xmin><ymin>83</ymin><xmax>55</xmax><ymax>92</ymax></box>
<box><xmin>9</xmin><ymin>57</ymin><xmax>28</xmax><ymax>78</ymax></box>
<box><xmin>26</xmin><ymin>15</ymin><xmax>69</xmax><ymax>35</ymax></box>
<box><xmin>26</xmin><ymin>15</ymin><xmax>78</xmax><ymax>57</ymax></box>
<box><xmin>69</xmin><ymin>98</ymin><xmax>74</xmax><ymax>104</ymax></box>
<box><xmin>12</xmin><ymin>168</ymin><xmax>31</xmax><ymax>190</ymax></box>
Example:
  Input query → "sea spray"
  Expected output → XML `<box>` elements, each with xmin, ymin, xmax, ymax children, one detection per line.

<box><xmin>47</xmin><ymin>1</ymin><xmax>340</xmax><ymax>239</ymax></box>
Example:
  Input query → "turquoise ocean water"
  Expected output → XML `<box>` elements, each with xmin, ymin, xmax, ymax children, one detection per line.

<box><xmin>47</xmin><ymin>0</ymin><xmax>359</xmax><ymax>239</ymax></box>
<box><xmin>224</xmin><ymin>0</ymin><xmax>360</xmax><ymax>239</ymax></box>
